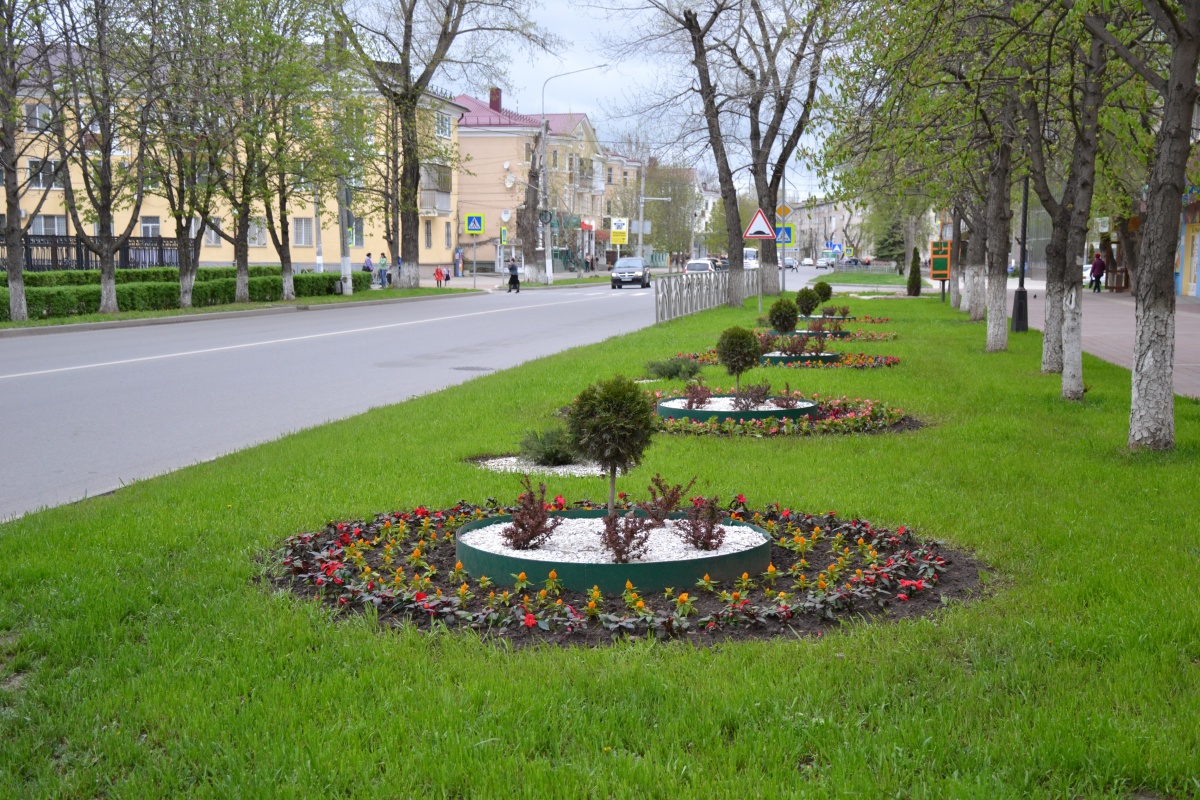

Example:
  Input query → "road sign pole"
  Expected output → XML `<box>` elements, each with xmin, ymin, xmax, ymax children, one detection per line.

<box><xmin>472</xmin><ymin>234</ymin><xmax>477</xmax><ymax>290</ymax></box>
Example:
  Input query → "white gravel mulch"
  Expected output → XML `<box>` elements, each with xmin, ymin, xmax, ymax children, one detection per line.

<box><xmin>473</xmin><ymin>455</ymin><xmax>606</xmax><ymax>478</ymax></box>
<box><xmin>459</xmin><ymin>517</ymin><xmax>765</xmax><ymax>563</ymax></box>
<box><xmin>763</xmin><ymin>351</ymin><xmax>834</xmax><ymax>358</ymax></box>
<box><xmin>658</xmin><ymin>397</ymin><xmax>816</xmax><ymax>412</ymax></box>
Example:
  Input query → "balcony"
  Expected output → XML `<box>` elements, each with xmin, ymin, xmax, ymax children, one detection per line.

<box><xmin>419</xmin><ymin>190</ymin><xmax>452</xmax><ymax>217</ymax></box>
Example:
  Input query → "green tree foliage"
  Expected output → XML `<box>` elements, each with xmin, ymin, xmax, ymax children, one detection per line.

<box><xmin>907</xmin><ymin>246</ymin><xmax>922</xmax><ymax>296</ymax></box>
<box><xmin>567</xmin><ymin>376</ymin><xmax>657</xmax><ymax>512</ymax></box>
<box><xmin>795</xmin><ymin>287</ymin><xmax>820</xmax><ymax>317</ymax></box>
<box><xmin>812</xmin><ymin>281</ymin><xmax>832</xmax><ymax>303</ymax></box>
<box><xmin>715</xmin><ymin>326</ymin><xmax>760</xmax><ymax>391</ymax></box>
<box><xmin>768</xmin><ymin>297</ymin><xmax>799</xmax><ymax>332</ymax></box>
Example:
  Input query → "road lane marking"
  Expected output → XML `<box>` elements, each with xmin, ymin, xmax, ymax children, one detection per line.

<box><xmin>0</xmin><ymin>293</ymin><xmax>640</xmax><ymax>381</ymax></box>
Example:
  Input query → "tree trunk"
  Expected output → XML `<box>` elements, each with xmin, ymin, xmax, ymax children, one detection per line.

<box><xmin>4</xmin><ymin>173</ymin><xmax>26</xmax><ymax>322</ymax></box>
<box><xmin>949</xmin><ymin>209</ymin><xmax>962</xmax><ymax>309</ymax></box>
<box><xmin>397</xmin><ymin>101</ymin><xmax>422</xmax><ymax>288</ymax></box>
<box><xmin>99</xmin><ymin>250</ymin><xmax>118</xmax><ymax>314</ymax></box>
<box><xmin>965</xmin><ymin>228</ymin><xmax>987</xmax><ymax>321</ymax></box>
<box><xmin>984</xmin><ymin>133</ymin><xmax>1014</xmax><ymax>352</ymax></box>
<box><xmin>1124</xmin><ymin>34</ymin><xmax>1199</xmax><ymax>448</ymax></box>
<box><xmin>1041</xmin><ymin>221</ymin><xmax>1067</xmax><ymax>372</ymax></box>
<box><xmin>682</xmin><ymin>9</ymin><xmax>744</xmax><ymax>307</ymax></box>
<box><xmin>234</xmin><ymin>217</ymin><xmax>250</xmax><ymax>303</ymax></box>
<box><xmin>175</xmin><ymin>218</ymin><xmax>197</xmax><ymax>309</ymax></box>
<box><xmin>608</xmin><ymin>466</ymin><xmax>617</xmax><ymax>514</ymax></box>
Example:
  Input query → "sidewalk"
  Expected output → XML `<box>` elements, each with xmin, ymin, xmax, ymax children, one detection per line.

<box><xmin>1005</xmin><ymin>279</ymin><xmax>1200</xmax><ymax>398</ymax></box>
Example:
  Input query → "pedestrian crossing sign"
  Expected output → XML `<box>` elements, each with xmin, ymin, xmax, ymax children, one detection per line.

<box><xmin>500</xmin><ymin>226</ymin><xmax>508</xmax><ymax>245</ymax></box>
<box><xmin>465</xmin><ymin>214</ymin><xmax>484</xmax><ymax>235</ymax></box>
<box><xmin>775</xmin><ymin>224</ymin><xmax>794</xmax><ymax>245</ymax></box>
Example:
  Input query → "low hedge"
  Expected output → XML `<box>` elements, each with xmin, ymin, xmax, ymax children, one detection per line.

<box><xmin>0</xmin><ymin>265</ymin><xmax>285</xmax><ymax>288</ymax></box>
<box><xmin>0</xmin><ymin>272</ymin><xmax>371</xmax><ymax>321</ymax></box>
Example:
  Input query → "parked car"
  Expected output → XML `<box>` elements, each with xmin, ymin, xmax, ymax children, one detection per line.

<box><xmin>782</xmin><ymin>257</ymin><xmax>797</xmax><ymax>270</ymax></box>
<box><xmin>683</xmin><ymin>259</ymin><xmax>716</xmax><ymax>274</ymax></box>
<box><xmin>801</xmin><ymin>257</ymin><xmax>815</xmax><ymax>267</ymax></box>
<box><xmin>715</xmin><ymin>257</ymin><xmax>729</xmax><ymax>271</ymax></box>
<box><xmin>611</xmin><ymin>257</ymin><xmax>651</xmax><ymax>288</ymax></box>
<box><xmin>815</xmin><ymin>257</ymin><xmax>832</xmax><ymax>270</ymax></box>
<box><xmin>843</xmin><ymin>257</ymin><xmax>866</xmax><ymax>268</ymax></box>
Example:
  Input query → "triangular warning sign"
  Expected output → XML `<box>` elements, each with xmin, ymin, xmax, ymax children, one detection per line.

<box><xmin>743</xmin><ymin>208</ymin><xmax>776</xmax><ymax>239</ymax></box>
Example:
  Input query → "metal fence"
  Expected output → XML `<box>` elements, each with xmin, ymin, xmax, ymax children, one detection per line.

<box><xmin>654</xmin><ymin>269</ymin><xmax>761</xmax><ymax>324</ymax></box>
<box><xmin>0</xmin><ymin>235</ymin><xmax>180</xmax><ymax>271</ymax></box>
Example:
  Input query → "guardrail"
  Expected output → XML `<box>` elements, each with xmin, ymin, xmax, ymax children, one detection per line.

<box><xmin>654</xmin><ymin>269</ymin><xmax>761</xmax><ymax>324</ymax></box>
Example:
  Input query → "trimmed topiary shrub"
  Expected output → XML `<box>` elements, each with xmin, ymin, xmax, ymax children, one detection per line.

<box><xmin>519</xmin><ymin>424</ymin><xmax>580</xmax><ymax>466</ymax></box>
<box><xmin>907</xmin><ymin>246</ymin><xmax>922</xmax><ymax>296</ymax></box>
<box><xmin>795</xmin><ymin>287</ymin><xmax>820</xmax><ymax>317</ymax></box>
<box><xmin>567</xmin><ymin>376</ymin><xmax>657</xmax><ymax>512</ymax></box>
<box><xmin>715</xmin><ymin>326</ymin><xmax>760</xmax><ymax>392</ymax></box>
<box><xmin>644</xmin><ymin>356</ymin><xmax>702</xmax><ymax>381</ymax></box>
<box><xmin>813</xmin><ymin>280</ymin><xmax>833</xmax><ymax>303</ymax></box>
<box><xmin>767</xmin><ymin>297</ymin><xmax>799</xmax><ymax>332</ymax></box>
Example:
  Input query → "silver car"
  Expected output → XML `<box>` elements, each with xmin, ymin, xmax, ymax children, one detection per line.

<box><xmin>611</xmin><ymin>257</ymin><xmax>651</xmax><ymax>289</ymax></box>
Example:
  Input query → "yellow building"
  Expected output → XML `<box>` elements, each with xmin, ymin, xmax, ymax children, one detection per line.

<box><xmin>7</xmin><ymin>92</ymin><xmax>465</xmax><ymax>276</ymax></box>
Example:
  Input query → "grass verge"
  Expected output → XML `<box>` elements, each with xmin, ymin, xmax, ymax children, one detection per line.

<box><xmin>1</xmin><ymin>297</ymin><xmax>1198</xmax><ymax>797</ymax></box>
<box><xmin>0</xmin><ymin>287</ymin><xmax>475</xmax><ymax>329</ymax></box>
<box><xmin>813</xmin><ymin>271</ymin><xmax>932</xmax><ymax>287</ymax></box>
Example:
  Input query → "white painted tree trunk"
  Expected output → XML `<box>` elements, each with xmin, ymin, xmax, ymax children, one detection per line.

<box><xmin>399</xmin><ymin>262</ymin><xmax>420</xmax><ymax>289</ymax></box>
<box><xmin>985</xmin><ymin>269</ymin><xmax>1008</xmax><ymax>352</ymax></box>
<box><xmin>1130</xmin><ymin>303</ymin><xmax>1175</xmax><ymax>448</ymax></box>
<box><xmin>1061</xmin><ymin>281</ymin><xmax>1084</xmax><ymax>399</ymax></box>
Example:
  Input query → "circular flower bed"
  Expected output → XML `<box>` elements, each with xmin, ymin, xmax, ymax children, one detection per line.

<box><xmin>271</xmin><ymin>495</ymin><xmax>977</xmax><ymax>645</ymax></box>
<box><xmin>759</xmin><ymin>352</ymin><xmax>901</xmax><ymax>369</ymax></box>
<box><xmin>651</xmin><ymin>389</ymin><xmax>908</xmax><ymax>437</ymax></box>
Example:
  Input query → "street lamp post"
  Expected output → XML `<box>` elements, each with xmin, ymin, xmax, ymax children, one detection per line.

<box><xmin>1012</xmin><ymin>174</ymin><xmax>1029</xmax><ymax>332</ymax></box>
<box><xmin>541</xmin><ymin>63</ymin><xmax>608</xmax><ymax>285</ymax></box>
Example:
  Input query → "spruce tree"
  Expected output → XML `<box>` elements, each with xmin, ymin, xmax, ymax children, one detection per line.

<box><xmin>907</xmin><ymin>246</ymin><xmax>922</xmax><ymax>297</ymax></box>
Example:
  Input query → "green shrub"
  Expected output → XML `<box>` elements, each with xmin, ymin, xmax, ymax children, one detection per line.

<box><xmin>567</xmin><ymin>376</ymin><xmax>657</xmax><ymax>512</ymax></box>
<box><xmin>813</xmin><ymin>280</ymin><xmax>833</xmax><ymax>303</ymax></box>
<box><xmin>644</xmin><ymin>357</ymin><xmax>702</xmax><ymax>381</ymax></box>
<box><xmin>795</xmin><ymin>287</ymin><xmax>820</xmax><ymax>317</ymax></box>
<box><xmin>907</xmin><ymin>246</ymin><xmax>922</xmax><ymax>296</ymax></box>
<box><xmin>519</xmin><ymin>425</ymin><xmax>580</xmax><ymax>466</ymax></box>
<box><xmin>767</xmin><ymin>297</ymin><xmax>799</xmax><ymax>332</ymax></box>
<box><xmin>715</xmin><ymin>326</ymin><xmax>760</xmax><ymax>391</ymax></box>
<box><xmin>2</xmin><ymin>265</ymin><xmax>288</xmax><ymax>289</ymax></box>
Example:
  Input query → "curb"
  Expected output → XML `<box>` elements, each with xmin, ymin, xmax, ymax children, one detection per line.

<box><xmin>0</xmin><ymin>289</ymin><xmax>489</xmax><ymax>339</ymax></box>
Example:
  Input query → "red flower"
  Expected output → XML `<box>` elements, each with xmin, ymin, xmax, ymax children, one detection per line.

<box><xmin>897</xmin><ymin>593</ymin><xmax>909</xmax><ymax>602</ymax></box>
<box><xmin>618</xmin><ymin>492</ymin><xmax>627</xmax><ymax>500</ymax></box>
<box><xmin>315</xmin><ymin>577</ymin><xmax>324</xmax><ymax>586</ymax></box>
<box><xmin>338</xmin><ymin>597</ymin><xmax>347</xmax><ymax>605</ymax></box>
<box><xmin>781</xmin><ymin>508</ymin><xmax>791</xmax><ymax>518</ymax></box>
<box><xmin>414</xmin><ymin>506</ymin><xmax>428</xmax><ymax>517</ymax></box>
<box><xmin>554</xmin><ymin>495</ymin><xmax>566</xmax><ymax>509</ymax></box>
<box><xmin>524</xmin><ymin>613</ymin><xmax>537</xmax><ymax>627</ymax></box>
<box><xmin>414</xmin><ymin>592</ymin><xmax>427</xmax><ymax>601</ymax></box>
<box><xmin>736</xmin><ymin>494</ymin><xmax>746</xmax><ymax>503</ymax></box>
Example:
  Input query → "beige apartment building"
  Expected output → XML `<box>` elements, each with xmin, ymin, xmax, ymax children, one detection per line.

<box><xmin>454</xmin><ymin>89</ymin><xmax>639</xmax><ymax>270</ymax></box>
<box><xmin>8</xmin><ymin>92</ymin><xmax>465</xmax><ymax>275</ymax></box>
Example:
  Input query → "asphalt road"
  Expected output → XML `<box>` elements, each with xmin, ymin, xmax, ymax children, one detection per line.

<box><xmin>0</xmin><ymin>285</ymin><xmax>656</xmax><ymax>522</ymax></box>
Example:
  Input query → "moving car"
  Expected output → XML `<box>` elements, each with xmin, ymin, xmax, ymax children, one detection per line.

<box><xmin>782</xmin><ymin>257</ymin><xmax>797</xmax><ymax>270</ymax></box>
<box><xmin>611</xmin><ymin>257</ymin><xmax>651</xmax><ymax>289</ymax></box>
<box><xmin>815</xmin><ymin>257</ymin><xmax>832</xmax><ymax>270</ymax></box>
<box><xmin>683</xmin><ymin>259</ymin><xmax>716</xmax><ymax>274</ymax></box>
<box><xmin>801</xmin><ymin>257</ymin><xmax>815</xmax><ymax>267</ymax></box>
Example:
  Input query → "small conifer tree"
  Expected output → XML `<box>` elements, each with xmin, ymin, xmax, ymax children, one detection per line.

<box><xmin>907</xmin><ymin>246</ymin><xmax>922</xmax><ymax>296</ymax></box>
<box><xmin>567</xmin><ymin>376</ymin><xmax>657</xmax><ymax>513</ymax></box>
<box><xmin>715</xmin><ymin>326</ymin><xmax>760</xmax><ymax>392</ymax></box>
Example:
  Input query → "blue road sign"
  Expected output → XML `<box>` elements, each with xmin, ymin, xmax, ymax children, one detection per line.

<box><xmin>831</xmin><ymin>243</ymin><xmax>844</xmax><ymax>254</ymax></box>
<box><xmin>775</xmin><ymin>224</ymin><xmax>794</xmax><ymax>245</ymax></box>
<box><xmin>465</xmin><ymin>214</ymin><xmax>484</xmax><ymax>234</ymax></box>
<box><xmin>824</xmin><ymin>240</ymin><xmax>835</xmax><ymax>250</ymax></box>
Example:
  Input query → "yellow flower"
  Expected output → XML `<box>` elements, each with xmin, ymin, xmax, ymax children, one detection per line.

<box><xmin>742</xmin><ymin>572</ymin><xmax>749</xmax><ymax>581</ymax></box>
<box><xmin>489</xmin><ymin>591</ymin><xmax>495</xmax><ymax>599</ymax></box>
<box><xmin>856</xmin><ymin>537</ymin><xmax>865</xmax><ymax>546</ymax></box>
<box><xmin>555</xmin><ymin>599</ymin><xmax>563</xmax><ymax>606</ymax></box>
<box><xmin>677</xmin><ymin>592</ymin><xmax>689</xmax><ymax>603</ymax></box>
<box><xmin>549</xmin><ymin>569</ymin><xmax>557</xmax><ymax>580</ymax></box>
<box><xmin>636</xmin><ymin>600</ymin><xmax>645</xmax><ymax>610</ymax></box>
<box><xmin>817</xmin><ymin>579</ymin><xmax>827</xmax><ymax>590</ymax></box>
<box><xmin>587</xmin><ymin>600</ymin><xmax>596</xmax><ymax>610</ymax></box>
<box><xmin>779</xmin><ymin>536</ymin><xmax>787</xmax><ymax>545</ymax></box>
<box><xmin>731</xmin><ymin>591</ymin><xmax>741</xmax><ymax>601</ymax></box>
<box><xmin>455</xmin><ymin>561</ymin><xmax>463</xmax><ymax>570</ymax></box>
<box><xmin>767</xmin><ymin>564</ymin><xmax>776</xmax><ymax>574</ymax></box>
<box><xmin>625</xmin><ymin>580</ymin><xmax>633</xmax><ymax>590</ymax></box>
<box><xmin>518</xmin><ymin>572</ymin><xmax>527</xmax><ymax>581</ymax></box>
<box><xmin>538</xmin><ymin>589</ymin><xmax>547</xmax><ymax>599</ymax></box>
<box><xmin>703</xmin><ymin>574</ymin><xmax>710</xmax><ymax>582</ymax></box>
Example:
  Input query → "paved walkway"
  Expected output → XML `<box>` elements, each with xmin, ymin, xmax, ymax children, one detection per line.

<box><xmin>1006</xmin><ymin>279</ymin><xmax>1200</xmax><ymax>398</ymax></box>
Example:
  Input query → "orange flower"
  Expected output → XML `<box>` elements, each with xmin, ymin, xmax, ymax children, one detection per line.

<box><xmin>549</xmin><ymin>569</ymin><xmax>558</xmax><ymax>580</ymax></box>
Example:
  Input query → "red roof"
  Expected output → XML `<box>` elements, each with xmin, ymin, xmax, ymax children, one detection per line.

<box><xmin>454</xmin><ymin>94</ymin><xmax>540</xmax><ymax>128</ymax></box>
<box><xmin>544</xmin><ymin>113</ymin><xmax>587</xmax><ymax>136</ymax></box>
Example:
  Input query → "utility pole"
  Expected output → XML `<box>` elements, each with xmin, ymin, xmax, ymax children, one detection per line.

<box><xmin>336</xmin><ymin>177</ymin><xmax>352</xmax><ymax>295</ymax></box>
<box><xmin>637</xmin><ymin>162</ymin><xmax>646</xmax><ymax>259</ymax></box>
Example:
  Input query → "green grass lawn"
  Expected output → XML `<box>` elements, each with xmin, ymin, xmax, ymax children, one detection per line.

<box><xmin>814</xmin><ymin>271</ymin><xmax>932</xmax><ymax>287</ymax></box>
<box><xmin>2</xmin><ymin>297</ymin><xmax>1199</xmax><ymax>797</ymax></box>
<box><xmin>0</xmin><ymin>287</ymin><xmax>475</xmax><ymax>330</ymax></box>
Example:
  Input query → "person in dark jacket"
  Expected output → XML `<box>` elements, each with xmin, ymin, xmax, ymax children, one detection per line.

<box><xmin>506</xmin><ymin>259</ymin><xmax>520</xmax><ymax>293</ymax></box>
<box><xmin>1089</xmin><ymin>253</ymin><xmax>1106</xmax><ymax>292</ymax></box>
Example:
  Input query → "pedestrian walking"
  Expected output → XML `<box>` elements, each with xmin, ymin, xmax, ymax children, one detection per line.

<box><xmin>377</xmin><ymin>253</ymin><xmax>388</xmax><ymax>288</ymax></box>
<box><xmin>507</xmin><ymin>259</ymin><xmax>520</xmax><ymax>293</ymax></box>
<box><xmin>1089</xmin><ymin>252</ymin><xmax>1106</xmax><ymax>293</ymax></box>
<box><xmin>362</xmin><ymin>253</ymin><xmax>373</xmax><ymax>274</ymax></box>
<box><xmin>434</xmin><ymin>267</ymin><xmax>444</xmax><ymax>288</ymax></box>
<box><xmin>443</xmin><ymin>264</ymin><xmax>450</xmax><ymax>286</ymax></box>
<box><xmin>454</xmin><ymin>247</ymin><xmax>464</xmax><ymax>277</ymax></box>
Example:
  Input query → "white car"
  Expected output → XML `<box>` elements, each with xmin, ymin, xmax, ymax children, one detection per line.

<box><xmin>801</xmin><ymin>257</ymin><xmax>815</xmax><ymax>267</ymax></box>
<box><xmin>815</xmin><ymin>258</ymin><xmax>832</xmax><ymax>270</ymax></box>
<box><xmin>683</xmin><ymin>259</ymin><xmax>716</xmax><ymax>274</ymax></box>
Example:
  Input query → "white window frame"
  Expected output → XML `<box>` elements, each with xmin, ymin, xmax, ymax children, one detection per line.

<box><xmin>424</xmin><ymin>219</ymin><xmax>432</xmax><ymax>249</ymax></box>
<box><xmin>204</xmin><ymin>218</ymin><xmax>222</xmax><ymax>247</ymax></box>
<box><xmin>293</xmin><ymin>216</ymin><xmax>313</xmax><ymax>247</ymax></box>
<box><xmin>140</xmin><ymin>215</ymin><xmax>160</xmax><ymax>238</ymax></box>
<box><xmin>435</xmin><ymin>112</ymin><xmax>452</xmax><ymax>139</ymax></box>
<box><xmin>31</xmin><ymin>214</ymin><xmax>67</xmax><ymax>235</ymax></box>
<box><xmin>25</xmin><ymin>102</ymin><xmax>52</xmax><ymax>133</ymax></box>
<box><xmin>444</xmin><ymin>220</ymin><xmax>451</xmax><ymax>249</ymax></box>
<box><xmin>248</xmin><ymin>218</ymin><xmax>268</xmax><ymax>248</ymax></box>
<box><xmin>28</xmin><ymin>159</ymin><xmax>60</xmax><ymax>190</ymax></box>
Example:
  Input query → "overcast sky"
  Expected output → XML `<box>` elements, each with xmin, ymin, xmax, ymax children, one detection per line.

<box><xmin>465</xmin><ymin>0</ymin><xmax>828</xmax><ymax>200</ymax></box>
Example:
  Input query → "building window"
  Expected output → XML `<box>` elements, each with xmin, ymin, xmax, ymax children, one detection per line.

<box><xmin>93</xmin><ymin>222</ymin><xmax>114</xmax><ymax>237</ymax></box>
<box><xmin>24</xmin><ymin>103</ymin><xmax>52</xmax><ymax>132</ymax></box>
<box><xmin>606</xmin><ymin>200</ymin><xmax>612</xmax><ymax>215</ymax></box>
<box><xmin>525</xmin><ymin>142</ymin><xmax>533</xmax><ymax>163</ymax></box>
<box><xmin>248</xmin><ymin>218</ymin><xmax>268</xmax><ymax>247</ymax></box>
<box><xmin>293</xmin><ymin>217</ymin><xmax>313</xmax><ymax>247</ymax></box>
<box><xmin>424</xmin><ymin>219</ymin><xmax>432</xmax><ymax>249</ymax></box>
<box><xmin>606</xmin><ymin>167</ymin><xmax>613</xmax><ymax>185</ymax></box>
<box><xmin>444</xmin><ymin>220</ymin><xmax>451</xmax><ymax>249</ymax></box>
<box><xmin>28</xmin><ymin>159</ymin><xmax>60</xmax><ymax>189</ymax></box>
<box><xmin>552</xmin><ymin>150</ymin><xmax>559</xmax><ymax>169</ymax></box>
<box><xmin>31</xmin><ymin>214</ymin><xmax>67</xmax><ymax>235</ymax></box>
<box><xmin>140</xmin><ymin>216</ymin><xmax>160</xmax><ymax>238</ymax></box>
<box><xmin>435</xmin><ymin>112</ymin><xmax>452</xmax><ymax>139</ymax></box>
<box><xmin>622</xmin><ymin>171</ymin><xmax>628</xmax><ymax>186</ymax></box>
<box><xmin>204</xmin><ymin>218</ymin><xmax>222</xmax><ymax>247</ymax></box>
